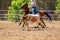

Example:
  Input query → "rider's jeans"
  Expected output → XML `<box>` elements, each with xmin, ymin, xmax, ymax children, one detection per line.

<box><xmin>31</xmin><ymin>6</ymin><xmax>36</xmax><ymax>14</ymax></box>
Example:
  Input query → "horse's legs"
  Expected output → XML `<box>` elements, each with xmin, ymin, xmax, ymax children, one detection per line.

<box><xmin>38</xmin><ymin>23</ymin><xmax>45</xmax><ymax>28</ymax></box>
<box><xmin>37</xmin><ymin>20</ymin><xmax>46</xmax><ymax>31</ymax></box>
<box><xmin>19</xmin><ymin>22</ymin><xmax>21</xmax><ymax>26</ymax></box>
<box><xmin>19</xmin><ymin>17</ymin><xmax>25</xmax><ymax>30</ymax></box>
<box><xmin>25</xmin><ymin>22</ymin><xmax>30</xmax><ymax>31</ymax></box>
<box><xmin>40</xmin><ymin>18</ymin><xmax>46</xmax><ymax>26</ymax></box>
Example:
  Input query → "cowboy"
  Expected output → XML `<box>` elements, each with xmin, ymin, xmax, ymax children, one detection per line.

<box><xmin>30</xmin><ymin>0</ymin><xmax>37</xmax><ymax>14</ymax></box>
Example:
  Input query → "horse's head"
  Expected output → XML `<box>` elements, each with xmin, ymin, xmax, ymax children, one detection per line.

<box><xmin>21</xmin><ymin>2</ymin><xmax>29</xmax><ymax>15</ymax></box>
<box><xmin>21</xmin><ymin>2</ymin><xmax>28</xmax><ymax>9</ymax></box>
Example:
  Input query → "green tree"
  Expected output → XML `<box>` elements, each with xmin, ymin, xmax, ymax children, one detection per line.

<box><xmin>7</xmin><ymin>0</ymin><xmax>31</xmax><ymax>22</ymax></box>
<box><xmin>55</xmin><ymin>0</ymin><xmax>60</xmax><ymax>14</ymax></box>
<box><xmin>36</xmin><ymin>0</ymin><xmax>56</xmax><ymax>10</ymax></box>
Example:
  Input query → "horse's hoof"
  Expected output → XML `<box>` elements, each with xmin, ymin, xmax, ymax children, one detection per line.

<box><xmin>34</xmin><ymin>26</ymin><xmax>39</xmax><ymax>28</ymax></box>
<box><xmin>28</xmin><ymin>29</ymin><xmax>31</xmax><ymax>31</ymax></box>
<box><xmin>42</xmin><ymin>26</ymin><xmax>45</xmax><ymax>28</ymax></box>
<box><xmin>22</xmin><ymin>29</ymin><xmax>25</xmax><ymax>31</ymax></box>
<box><xmin>34</xmin><ymin>27</ymin><xmax>37</xmax><ymax>28</ymax></box>
<box><xmin>25</xmin><ymin>29</ymin><xmax>31</xmax><ymax>31</ymax></box>
<box><xmin>19</xmin><ymin>23</ymin><xmax>21</xmax><ymax>26</ymax></box>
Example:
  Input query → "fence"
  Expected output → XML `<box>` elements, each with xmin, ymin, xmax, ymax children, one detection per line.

<box><xmin>0</xmin><ymin>10</ymin><xmax>60</xmax><ymax>21</ymax></box>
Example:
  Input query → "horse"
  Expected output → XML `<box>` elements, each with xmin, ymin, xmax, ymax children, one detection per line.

<box><xmin>20</xmin><ymin>3</ymin><xmax>46</xmax><ymax>26</ymax></box>
<box><xmin>21</xmin><ymin>14</ymin><xmax>46</xmax><ymax>30</ymax></box>
<box><xmin>20</xmin><ymin>3</ymin><xmax>52</xmax><ymax>22</ymax></box>
<box><xmin>19</xmin><ymin>3</ymin><xmax>51</xmax><ymax>30</ymax></box>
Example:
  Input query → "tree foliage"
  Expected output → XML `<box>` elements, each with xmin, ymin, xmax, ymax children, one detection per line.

<box><xmin>55</xmin><ymin>0</ymin><xmax>60</xmax><ymax>14</ymax></box>
<box><xmin>36</xmin><ymin>0</ymin><xmax>56</xmax><ymax>10</ymax></box>
<box><xmin>7</xmin><ymin>0</ymin><xmax>31</xmax><ymax>22</ymax></box>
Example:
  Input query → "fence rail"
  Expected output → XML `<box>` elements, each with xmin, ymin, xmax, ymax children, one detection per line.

<box><xmin>0</xmin><ymin>10</ymin><xmax>60</xmax><ymax>21</ymax></box>
<box><xmin>0</xmin><ymin>14</ymin><xmax>60</xmax><ymax>20</ymax></box>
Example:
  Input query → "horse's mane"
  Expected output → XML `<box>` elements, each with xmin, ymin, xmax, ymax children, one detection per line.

<box><xmin>21</xmin><ymin>3</ymin><xmax>31</xmax><ymax>15</ymax></box>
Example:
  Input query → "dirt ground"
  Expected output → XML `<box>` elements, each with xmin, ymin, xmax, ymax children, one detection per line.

<box><xmin>0</xmin><ymin>20</ymin><xmax>60</xmax><ymax>40</ymax></box>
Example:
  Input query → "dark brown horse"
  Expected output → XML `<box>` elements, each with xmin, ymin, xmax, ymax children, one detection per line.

<box><xmin>20</xmin><ymin>3</ymin><xmax>46</xmax><ymax>26</ymax></box>
<box><xmin>19</xmin><ymin>3</ymin><xmax>52</xmax><ymax>30</ymax></box>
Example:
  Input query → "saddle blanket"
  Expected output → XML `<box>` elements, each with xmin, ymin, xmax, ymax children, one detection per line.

<box><xmin>28</xmin><ymin>14</ymin><xmax>39</xmax><ymax>17</ymax></box>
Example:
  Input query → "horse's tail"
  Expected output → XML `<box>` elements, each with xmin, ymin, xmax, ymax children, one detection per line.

<box><xmin>44</xmin><ymin>12</ymin><xmax>52</xmax><ymax>22</ymax></box>
<box><xmin>38</xmin><ymin>10</ymin><xmax>52</xmax><ymax>22</ymax></box>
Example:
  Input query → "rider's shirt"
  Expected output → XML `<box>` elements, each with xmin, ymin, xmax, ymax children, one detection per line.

<box><xmin>30</xmin><ymin>0</ymin><xmax>36</xmax><ymax>6</ymax></box>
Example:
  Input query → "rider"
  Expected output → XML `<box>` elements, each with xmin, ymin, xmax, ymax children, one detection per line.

<box><xmin>30</xmin><ymin>0</ymin><xmax>37</xmax><ymax>14</ymax></box>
